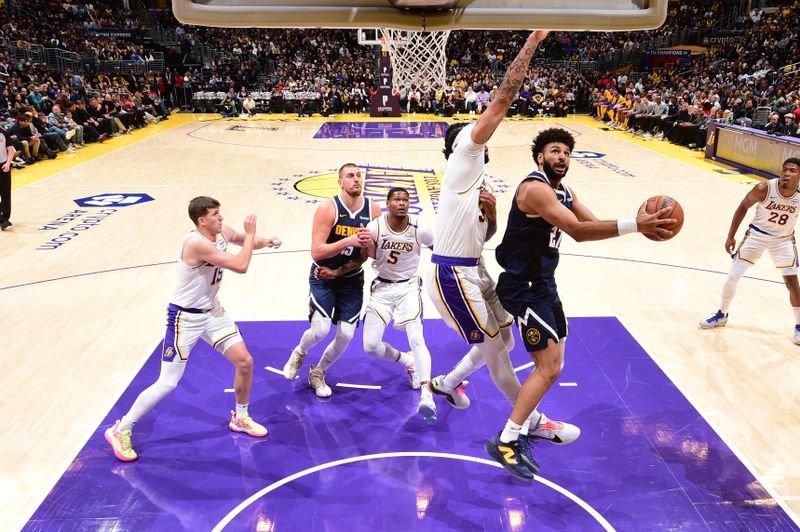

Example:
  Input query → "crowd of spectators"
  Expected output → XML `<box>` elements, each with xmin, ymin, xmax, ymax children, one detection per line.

<box><xmin>588</xmin><ymin>4</ymin><xmax>800</xmax><ymax>149</ymax></box>
<box><xmin>1</xmin><ymin>0</ymin><xmax>799</xmax><ymax>155</ymax></box>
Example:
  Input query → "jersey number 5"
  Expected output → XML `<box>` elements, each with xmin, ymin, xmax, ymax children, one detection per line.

<box><xmin>386</xmin><ymin>250</ymin><xmax>400</xmax><ymax>265</ymax></box>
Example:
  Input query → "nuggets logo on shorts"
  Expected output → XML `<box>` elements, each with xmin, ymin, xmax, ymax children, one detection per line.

<box><xmin>163</xmin><ymin>346</ymin><xmax>174</xmax><ymax>359</ymax></box>
<box><xmin>525</xmin><ymin>327</ymin><xmax>541</xmax><ymax>346</ymax></box>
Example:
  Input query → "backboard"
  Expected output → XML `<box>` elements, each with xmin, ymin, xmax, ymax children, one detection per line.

<box><xmin>171</xmin><ymin>0</ymin><xmax>668</xmax><ymax>31</ymax></box>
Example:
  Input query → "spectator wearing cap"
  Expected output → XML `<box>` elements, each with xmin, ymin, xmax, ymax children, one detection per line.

<box><xmin>783</xmin><ymin>113</ymin><xmax>798</xmax><ymax>137</ymax></box>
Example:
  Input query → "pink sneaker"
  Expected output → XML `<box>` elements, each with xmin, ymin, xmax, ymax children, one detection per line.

<box><xmin>105</xmin><ymin>420</ymin><xmax>138</xmax><ymax>462</ymax></box>
<box><xmin>229</xmin><ymin>411</ymin><xmax>268</xmax><ymax>437</ymax></box>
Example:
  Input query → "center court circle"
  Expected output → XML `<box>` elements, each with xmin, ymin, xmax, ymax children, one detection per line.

<box><xmin>212</xmin><ymin>452</ymin><xmax>615</xmax><ymax>531</ymax></box>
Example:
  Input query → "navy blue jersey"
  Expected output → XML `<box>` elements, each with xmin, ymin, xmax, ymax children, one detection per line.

<box><xmin>315</xmin><ymin>195</ymin><xmax>373</xmax><ymax>272</ymax></box>
<box><xmin>496</xmin><ymin>171</ymin><xmax>574</xmax><ymax>281</ymax></box>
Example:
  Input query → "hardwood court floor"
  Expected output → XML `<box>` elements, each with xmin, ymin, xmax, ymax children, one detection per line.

<box><xmin>1</xmin><ymin>113</ymin><xmax>798</xmax><ymax>530</ymax></box>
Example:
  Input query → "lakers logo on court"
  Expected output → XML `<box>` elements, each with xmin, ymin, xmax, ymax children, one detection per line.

<box><xmin>272</xmin><ymin>165</ymin><xmax>508</xmax><ymax>214</ymax></box>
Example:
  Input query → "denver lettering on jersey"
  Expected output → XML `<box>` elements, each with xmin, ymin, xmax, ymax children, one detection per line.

<box><xmin>765</xmin><ymin>201</ymin><xmax>797</xmax><ymax>213</ymax></box>
<box><xmin>334</xmin><ymin>225</ymin><xmax>359</xmax><ymax>237</ymax></box>
<box><xmin>380</xmin><ymin>240</ymin><xmax>414</xmax><ymax>252</ymax></box>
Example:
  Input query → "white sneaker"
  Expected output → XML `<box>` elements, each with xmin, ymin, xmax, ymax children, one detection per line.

<box><xmin>417</xmin><ymin>387</ymin><xmax>436</xmax><ymax>419</ymax></box>
<box><xmin>309</xmin><ymin>364</ymin><xmax>332</xmax><ymax>398</ymax></box>
<box><xmin>528</xmin><ymin>413</ymin><xmax>580</xmax><ymax>444</ymax></box>
<box><xmin>699</xmin><ymin>310</ymin><xmax>728</xmax><ymax>329</ymax></box>
<box><xmin>405</xmin><ymin>358</ymin><xmax>421</xmax><ymax>390</ymax></box>
<box><xmin>65</xmin><ymin>129</ymin><xmax>76</xmax><ymax>140</ymax></box>
<box><xmin>283</xmin><ymin>347</ymin><xmax>307</xmax><ymax>380</ymax></box>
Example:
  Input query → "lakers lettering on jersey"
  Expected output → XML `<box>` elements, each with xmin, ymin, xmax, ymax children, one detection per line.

<box><xmin>369</xmin><ymin>214</ymin><xmax>433</xmax><ymax>281</ymax></box>
<box><xmin>751</xmin><ymin>179</ymin><xmax>800</xmax><ymax>238</ymax></box>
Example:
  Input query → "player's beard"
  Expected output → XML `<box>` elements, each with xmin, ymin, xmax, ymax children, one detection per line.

<box><xmin>542</xmin><ymin>159</ymin><xmax>567</xmax><ymax>182</ymax></box>
<box><xmin>344</xmin><ymin>188</ymin><xmax>363</xmax><ymax>199</ymax></box>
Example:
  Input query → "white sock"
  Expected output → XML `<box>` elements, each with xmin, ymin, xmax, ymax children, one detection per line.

<box><xmin>442</xmin><ymin>346</ymin><xmax>484</xmax><ymax>390</ymax></box>
<box><xmin>721</xmin><ymin>261</ymin><xmax>748</xmax><ymax>314</ymax></box>
<box><xmin>397</xmin><ymin>351</ymin><xmax>414</xmax><ymax>366</ymax></box>
<box><xmin>520</xmin><ymin>411</ymin><xmax>541</xmax><ymax>436</ymax></box>
<box><xmin>299</xmin><ymin>313</ymin><xmax>332</xmax><ymax>353</ymax></box>
<box><xmin>119</xmin><ymin>360</ymin><xmax>185</xmax><ymax>431</ymax></box>
<box><xmin>793</xmin><ymin>307</ymin><xmax>800</xmax><ymax>326</ymax></box>
<box><xmin>236</xmin><ymin>403</ymin><xmax>248</xmax><ymax>418</ymax></box>
<box><xmin>500</xmin><ymin>419</ymin><xmax>523</xmax><ymax>443</ymax></box>
<box><xmin>318</xmin><ymin>321</ymin><xmax>356</xmax><ymax>371</ymax></box>
<box><xmin>407</xmin><ymin>320</ymin><xmax>432</xmax><ymax>381</ymax></box>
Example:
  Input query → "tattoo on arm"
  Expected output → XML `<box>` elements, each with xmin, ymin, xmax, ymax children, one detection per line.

<box><xmin>497</xmin><ymin>41</ymin><xmax>537</xmax><ymax>102</ymax></box>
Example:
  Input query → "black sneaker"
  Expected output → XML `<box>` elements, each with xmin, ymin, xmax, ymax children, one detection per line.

<box><xmin>485</xmin><ymin>434</ymin><xmax>535</xmax><ymax>481</ymax></box>
<box><xmin>516</xmin><ymin>434</ymin><xmax>541</xmax><ymax>474</ymax></box>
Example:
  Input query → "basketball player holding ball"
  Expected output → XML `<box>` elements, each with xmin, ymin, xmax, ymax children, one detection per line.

<box><xmin>487</xmin><ymin>127</ymin><xmax>676</xmax><ymax>480</ymax></box>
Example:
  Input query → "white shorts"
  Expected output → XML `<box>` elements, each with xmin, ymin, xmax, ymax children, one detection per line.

<box><xmin>366</xmin><ymin>277</ymin><xmax>423</xmax><ymax>331</ymax></box>
<box><xmin>735</xmin><ymin>227</ymin><xmax>798</xmax><ymax>275</ymax></box>
<box><xmin>424</xmin><ymin>258</ymin><xmax>512</xmax><ymax>344</ymax></box>
<box><xmin>162</xmin><ymin>304</ymin><xmax>243</xmax><ymax>363</ymax></box>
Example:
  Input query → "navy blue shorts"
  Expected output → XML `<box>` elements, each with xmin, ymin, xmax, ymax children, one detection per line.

<box><xmin>308</xmin><ymin>266</ymin><xmax>364</xmax><ymax>324</ymax></box>
<box><xmin>496</xmin><ymin>272</ymin><xmax>567</xmax><ymax>352</ymax></box>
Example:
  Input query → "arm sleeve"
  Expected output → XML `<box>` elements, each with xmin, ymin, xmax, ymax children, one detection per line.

<box><xmin>367</xmin><ymin>218</ymin><xmax>379</xmax><ymax>241</ymax></box>
<box><xmin>417</xmin><ymin>221</ymin><xmax>434</xmax><ymax>248</ymax></box>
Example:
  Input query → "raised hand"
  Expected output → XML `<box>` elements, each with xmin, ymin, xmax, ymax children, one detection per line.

<box><xmin>243</xmin><ymin>214</ymin><xmax>257</xmax><ymax>235</ymax></box>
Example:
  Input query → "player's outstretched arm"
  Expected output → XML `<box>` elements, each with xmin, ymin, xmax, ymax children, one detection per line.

<box><xmin>192</xmin><ymin>214</ymin><xmax>257</xmax><ymax>273</ymax></box>
<box><xmin>518</xmin><ymin>181</ymin><xmax>676</xmax><ymax>241</ymax></box>
<box><xmin>725</xmin><ymin>182</ymin><xmax>767</xmax><ymax>254</ymax></box>
<box><xmin>223</xmin><ymin>225</ymin><xmax>282</xmax><ymax>249</ymax></box>
<box><xmin>471</xmin><ymin>31</ymin><xmax>548</xmax><ymax>146</ymax></box>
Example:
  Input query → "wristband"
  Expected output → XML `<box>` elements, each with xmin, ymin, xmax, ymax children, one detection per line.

<box><xmin>617</xmin><ymin>218</ymin><xmax>637</xmax><ymax>236</ymax></box>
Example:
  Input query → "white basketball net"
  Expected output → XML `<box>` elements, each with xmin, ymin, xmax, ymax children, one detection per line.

<box><xmin>380</xmin><ymin>29</ymin><xmax>451</xmax><ymax>94</ymax></box>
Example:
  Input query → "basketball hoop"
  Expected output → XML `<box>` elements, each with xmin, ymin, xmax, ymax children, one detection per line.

<box><xmin>380</xmin><ymin>29</ymin><xmax>451</xmax><ymax>93</ymax></box>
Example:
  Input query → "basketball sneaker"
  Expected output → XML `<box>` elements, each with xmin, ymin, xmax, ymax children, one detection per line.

<box><xmin>417</xmin><ymin>386</ymin><xmax>436</xmax><ymax>419</ymax></box>
<box><xmin>516</xmin><ymin>435</ymin><xmax>541</xmax><ymax>473</ymax></box>
<box><xmin>405</xmin><ymin>359</ymin><xmax>421</xmax><ymax>390</ymax></box>
<box><xmin>699</xmin><ymin>310</ymin><xmax>728</xmax><ymax>329</ymax></box>
<box><xmin>105</xmin><ymin>420</ymin><xmax>138</xmax><ymax>462</ymax></box>
<box><xmin>429</xmin><ymin>375</ymin><xmax>470</xmax><ymax>409</ymax></box>
<box><xmin>528</xmin><ymin>414</ymin><xmax>581</xmax><ymax>444</ymax></box>
<box><xmin>229</xmin><ymin>411</ymin><xmax>268</xmax><ymax>437</ymax></box>
<box><xmin>309</xmin><ymin>364</ymin><xmax>332</xmax><ymax>398</ymax></box>
<box><xmin>794</xmin><ymin>325</ymin><xmax>800</xmax><ymax>346</ymax></box>
<box><xmin>283</xmin><ymin>347</ymin><xmax>307</xmax><ymax>380</ymax></box>
<box><xmin>485</xmin><ymin>434</ymin><xmax>535</xmax><ymax>481</ymax></box>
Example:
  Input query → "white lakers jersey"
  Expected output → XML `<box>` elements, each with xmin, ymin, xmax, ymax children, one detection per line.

<box><xmin>169</xmin><ymin>231</ymin><xmax>227</xmax><ymax>309</ymax></box>
<box><xmin>369</xmin><ymin>214</ymin><xmax>433</xmax><ymax>280</ymax></box>
<box><xmin>751</xmin><ymin>178</ymin><xmax>800</xmax><ymax>237</ymax></box>
<box><xmin>434</xmin><ymin>123</ymin><xmax>492</xmax><ymax>259</ymax></box>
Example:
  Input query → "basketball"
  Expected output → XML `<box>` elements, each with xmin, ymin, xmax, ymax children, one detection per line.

<box><xmin>638</xmin><ymin>195</ymin><xmax>684</xmax><ymax>241</ymax></box>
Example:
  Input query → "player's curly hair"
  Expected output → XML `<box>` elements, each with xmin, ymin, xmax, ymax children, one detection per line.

<box><xmin>531</xmin><ymin>128</ymin><xmax>576</xmax><ymax>162</ymax></box>
<box><xmin>784</xmin><ymin>157</ymin><xmax>800</xmax><ymax>167</ymax></box>
<box><xmin>443</xmin><ymin>123</ymin><xmax>469</xmax><ymax>160</ymax></box>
